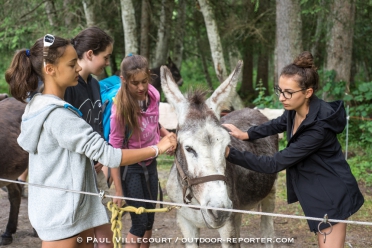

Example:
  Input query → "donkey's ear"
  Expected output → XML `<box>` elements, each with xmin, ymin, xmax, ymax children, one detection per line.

<box><xmin>161</xmin><ymin>66</ymin><xmax>188</xmax><ymax>125</ymax></box>
<box><xmin>206</xmin><ymin>60</ymin><xmax>243</xmax><ymax>118</ymax></box>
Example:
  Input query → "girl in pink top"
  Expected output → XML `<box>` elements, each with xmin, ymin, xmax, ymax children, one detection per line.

<box><xmin>109</xmin><ymin>54</ymin><xmax>172</xmax><ymax>248</ymax></box>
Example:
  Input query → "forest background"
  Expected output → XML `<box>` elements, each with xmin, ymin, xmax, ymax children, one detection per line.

<box><xmin>0</xmin><ymin>0</ymin><xmax>371</xmax><ymax>183</ymax></box>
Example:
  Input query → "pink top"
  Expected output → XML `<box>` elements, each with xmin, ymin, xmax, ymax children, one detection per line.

<box><xmin>109</xmin><ymin>84</ymin><xmax>160</xmax><ymax>164</ymax></box>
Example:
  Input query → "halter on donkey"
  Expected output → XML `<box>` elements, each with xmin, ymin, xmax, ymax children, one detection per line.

<box><xmin>161</xmin><ymin>61</ymin><xmax>278</xmax><ymax>248</ymax></box>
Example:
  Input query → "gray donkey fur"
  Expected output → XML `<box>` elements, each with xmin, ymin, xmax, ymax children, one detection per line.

<box><xmin>162</xmin><ymin>61</ymin><xmax>278</xmax><ymax>248</ymax></box>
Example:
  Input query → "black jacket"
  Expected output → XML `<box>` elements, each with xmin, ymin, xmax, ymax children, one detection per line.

<box><xmin>64</xmin><ymin>75</ymin><xmax>103</xmax><ymax>137</ymax></box>
<box><xmin>227</xmin><ymin>96</ymin><xmax>364</xmax><ymax>232</ymax></box>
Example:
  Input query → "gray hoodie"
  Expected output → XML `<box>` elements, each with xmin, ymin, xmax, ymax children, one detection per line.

<box><xmin>17</xmin><ymin>94</ymin><xmax>122</xmax><ymax>241</ymax></box>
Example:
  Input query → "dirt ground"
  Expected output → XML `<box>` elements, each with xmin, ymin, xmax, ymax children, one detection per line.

<box><xmin>1</xmin><ymin>170</ymin><xmax>371</xmax><ymax>248</ymax></box>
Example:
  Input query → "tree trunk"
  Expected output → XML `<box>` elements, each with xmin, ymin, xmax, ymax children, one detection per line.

<box><xmin>154</xmin><ymin>0</ymin><xmax>175</xmax><ymax>67</ymax></box>
<box><xmin>196</xmin><ymin>26</ymin><xmax>214</xmax><ymax>90</ymax></box>
<box><xmin>363</xmin><ymin>59</ymin><xmax>371</xmax><ymax>82</ymax></box>
<box><xmin>120</xmin><ymin>0</ymin><xmax>138</xmax><ymax>55</ymax></box>
<box><xmin>228</xmin><ymin>47</ymin><xmax>241</xmax><ymax>75</ymax></box>
<box><xmin>310</xmin><ymin>3</ymin><xmax>325</xmax><ymax>62</ymax></box>
<box><xmin>63</xmin><ymin>0</ymin><xmax>73</xmax><ymax>27</ymax></box>
<box><xmin>275</xmin><ymin>0</ymin><xmax>303</xmax><ymax>84</ymax></box>
<box><xmin>200</xmin><ymin>48</ymin><xmax>214</xmax><ymax>91</ymax></box>
<box><xmin>198</xmin><ymin>0</ymin><xmax>227</xmax><ymax>81</ymax></box>
<box><xmin>140</xmin><ymin>0</ymin><xmax>150</xmax><ymax>59</ymax></box>
<box><xmin>110</xmin><ymin>53</ymin><xmax>119</xmax><ymax>75</ymax></box>
<box><xmin>82</xmin><ymin>0</ymin><xmax>95</xmax><ymax>27</ymax></box>
<box><xmin>241</xmin><ymin>40</ymin><xmax>254</xmax><ymax>100</ymax></box>
<box><xmin>173</xmin><ymin>0</ymin><xmax>186</xmax><ymax>69</ymax></box>
<box><xmin>256</xmin><ymin>45</ymin><xmax>269</xmax><ymax>96</ymax></box>
<box><xmin>45</xmin><ymin>0</ymin><xmax>57</xmax><ymax>27</ymax></box>
<box><xmin>326</xmin><ymin>0</ymin><xmax>355</xmax><ymax>91</ymax></box>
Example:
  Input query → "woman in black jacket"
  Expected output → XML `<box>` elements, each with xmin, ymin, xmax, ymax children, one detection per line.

<box><xmin>223</xmin><ymin>51</ymin><xmax>364</xmax><ymax>248</ymax></box>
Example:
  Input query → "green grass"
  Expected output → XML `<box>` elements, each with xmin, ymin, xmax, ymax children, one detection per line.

<box><xmin>157</xmin><ymin>154</ymin><xmax>174</xmax><ymax>170</ymax></box>
<box><xmin>348</xmin><ymin>152</ymin><xmax>372</xmax><ymax>186</ymax></box>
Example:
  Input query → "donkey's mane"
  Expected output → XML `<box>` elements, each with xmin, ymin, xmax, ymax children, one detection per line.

<box><xmin>184</xmin><ymin>88</ymin><xmax>220</xmax><ymax>126</ymax></box>
<box><xmin>185</xmin><ymin>88</ymin><xmax>209</xmax><ymax>110</ymax></box>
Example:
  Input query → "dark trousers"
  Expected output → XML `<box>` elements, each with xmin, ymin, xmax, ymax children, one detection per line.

<box><xmin>120</xmin><ymin>159</ymin><xmax>158</xmax><ymax>237</ymax></box>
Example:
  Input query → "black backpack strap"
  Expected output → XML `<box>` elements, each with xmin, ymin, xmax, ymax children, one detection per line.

<box><xmin>158</xmin><ymin>181</ymin><xmax>163</xmax><ymax>208</ymax></box>
<box><xmin>121</xmin><ymin>124</ymin><xmax>130</xmax><ymax>183</ymax></box>
<box><xmin>107</xmin><ymin>167</ymin><xmax>112</xmax><ymax>188</ymax></box>
<box><xmin>122</xmin><ymin>165</ymin><xmax>129</xmax><ymax>181</ymax></box>
<box><xmin>102</xmin><ymin>99</ymin><xmax>109</xmax><ymax>113</ymax></box>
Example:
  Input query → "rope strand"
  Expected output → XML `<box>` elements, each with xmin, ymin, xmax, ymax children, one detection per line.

<box><xmin>1</xmin><ymin>178</ymin><xmax>371</xmax><ymax>226</ymax></box>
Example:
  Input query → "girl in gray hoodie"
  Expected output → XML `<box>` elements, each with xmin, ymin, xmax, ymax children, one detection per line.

<box><xmin>5</xmin><ymin>35</ymin><xmax>176</xmax><ymax>248</ymax></box>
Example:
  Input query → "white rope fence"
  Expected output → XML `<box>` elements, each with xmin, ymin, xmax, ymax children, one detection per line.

<box><xmin>1</xmin><ymin>178</ymin><xmax>371</xmax><ymax>226</ymax></box>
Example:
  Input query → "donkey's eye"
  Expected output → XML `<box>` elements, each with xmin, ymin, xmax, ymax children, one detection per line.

<box><xmin>185</xmin><ymin>146</ymin><xmax>194</xmax><ymax>153</ymax></box>
<box><xmin>185</xmin><ymin>146</ymin><xmax>197</xmax><ymax>156</ymax></box>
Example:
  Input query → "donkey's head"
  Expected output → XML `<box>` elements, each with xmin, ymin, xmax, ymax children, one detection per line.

<box><xmin>161</xmin><ymin>61</ymin><xmax>243</xmax><ymax>228</ymax></box>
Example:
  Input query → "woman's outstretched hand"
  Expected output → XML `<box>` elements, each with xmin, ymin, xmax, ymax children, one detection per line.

<box><xmin>157</xmin><ymin>132</ymin><xmax>177</xmax><ymax>155</ymax></box>
<box><xmin>222</xmin><ymin>123</ymin><xmax>249</xmax><ymax>140</ymax></box>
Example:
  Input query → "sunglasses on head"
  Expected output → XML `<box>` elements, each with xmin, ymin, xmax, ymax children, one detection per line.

<box><xmin>43</xmin><ymin>34</ymin><xmax>55</xmax><ymax>66</ymax></box>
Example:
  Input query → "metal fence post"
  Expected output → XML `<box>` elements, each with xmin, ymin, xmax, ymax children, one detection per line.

<box><xmin>345</xmin><ymin>105</ymin><xmax>349</xmax><ymax>160</ymax></box>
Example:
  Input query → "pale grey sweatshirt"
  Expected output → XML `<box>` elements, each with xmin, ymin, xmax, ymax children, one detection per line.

<box><xmin>17</xmin><ymin>94</ymin><xmax>122</xmax><ymax>241</ymax></box>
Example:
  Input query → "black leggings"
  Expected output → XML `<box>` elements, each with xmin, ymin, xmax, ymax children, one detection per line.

<box><xmin>120</xmin><ymin>160</ymin><xmax>158</xmax><ymax>237</ymax></box>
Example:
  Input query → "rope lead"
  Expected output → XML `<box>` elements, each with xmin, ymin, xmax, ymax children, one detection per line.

<box><xmin>107</xmin><ymin>201</ymin><xmax>179</xmax><ymax>248</ymax></box>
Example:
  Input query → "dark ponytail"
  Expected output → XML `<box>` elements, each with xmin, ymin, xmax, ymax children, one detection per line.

<box><xmin>280</xmin><ymin>51</ymin><xmax>319</xmax><ymax>93</ymax></box>
<box><xmin>5</xmin><ymin>36</ymin><xmax>70</xmax><ymax>102</ymax></box>
<box><xmin>5</xmin><ymin>49</ymin><xmax>39</xmax><ymax>102</ymax></box>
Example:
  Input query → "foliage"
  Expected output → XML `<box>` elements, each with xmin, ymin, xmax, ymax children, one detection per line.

<box><xmin>353</xmin><ymin>0</ymin><xmax>372</xmax><ymax>81</ymax></box>
<box><xmin>252</xmin><ymin>80</ymin><xmax>282</xmax><ymax>109</ymax></box>
<box><xmin>314</xmin><ymin>70</ymin><xmax>372</xmax><ymax>182</ymax></box>
<box><xmin>348</xmin><ymin>148</ymin><xmax>372</xmax><ymax>186</ymax></box>
<box><xmin>179</xmin><ymin>59</ymin><xmax>221</xmax><ymax>92</ymax></box>
<box><xmin>317</xmin><ymin>70</ymin><xmax>372</xmax><ymax>145</ymax></box>
<box><xmin>0</xmin><ymin>81</ymin><xmax>9</xmax><ymax>94</ymax></box>
<box><xmin>0</xmin><ymin>1</ymin><xmax>370</xmax><ymax>154</ymax></box>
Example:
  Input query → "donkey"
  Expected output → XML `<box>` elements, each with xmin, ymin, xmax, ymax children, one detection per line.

<box><xmin>0</xmin><ymin>98</ymin><xmax>29</xmax><ymax>245</ymax></box>
<box><xmin>150</xmin><ymin>57</ymin><xmax>183</xmax><ymax>97</ymax></box>
<box><xmin>0</xmin><ymin>93</ymin><xmax>8</xmax><ymax>101</ymax></box>
<box><xmin>161</xmin><ymin>61</ymin><xmax>277</xmax><ymax>248</ymax></box>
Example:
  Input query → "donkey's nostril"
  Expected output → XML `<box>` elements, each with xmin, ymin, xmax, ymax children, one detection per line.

<box><xmin>207</xmin><ymin>209</ymin><xmax>221</xmax><ymax>220</ymax></box>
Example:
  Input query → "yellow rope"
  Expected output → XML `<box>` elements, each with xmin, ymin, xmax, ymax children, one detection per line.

<box><xmin>107</xmin><ymin>201</ymin><xmax>179</xmax><ymax>248</ymax></box>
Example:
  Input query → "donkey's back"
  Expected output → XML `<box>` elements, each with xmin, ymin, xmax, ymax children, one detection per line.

<box><xmin>222</xmin><ymin>108</ymin><xmax>277</xmax><ymax>210</ymax></box>
<box><xmin>221</xmin><ymin>108</ymin><xmax>278</xmax><ymax>245</ymax></box>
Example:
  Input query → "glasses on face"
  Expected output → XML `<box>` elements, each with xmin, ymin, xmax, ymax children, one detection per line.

<box><xmin>274</xmin><ymin>86</ymin><xmax>306</xmax><ymax>99</ymax></box>
<box><xmin>43</xmin><ymin>34</ymin><xmax>55</xmax><ymax>66</ymax></box>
